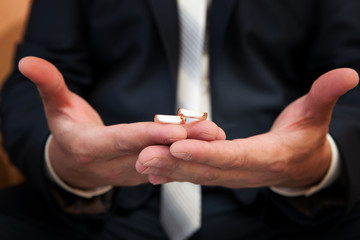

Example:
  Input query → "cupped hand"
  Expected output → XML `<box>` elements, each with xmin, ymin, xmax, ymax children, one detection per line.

<box><xmin>136</xmin><ymin>69</ymin><xmax>359</xmax><ymax>189</ymax></box>
<box><xmin>19</xmin><ymin>56</ymin><xmax>191</xmax><ymax>190</ymax></box>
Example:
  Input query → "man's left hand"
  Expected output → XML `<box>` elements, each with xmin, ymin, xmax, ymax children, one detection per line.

<box><xmin>136</xmin><ymin>68</ymin><xmax>358</xmax><ymax>189</ymax></box>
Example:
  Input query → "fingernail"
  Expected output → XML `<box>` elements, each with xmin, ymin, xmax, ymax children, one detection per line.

<box><xmin>142</xmin><ymin>167</ymin><xmax>159</xmax><ymax>175</ymax></box>
<box><xmin>140</xmin><ymin>167</ymin><xmax>150</xmax><ymax>174</ymax></box>
<box><xmin>143</xmin><ymin>158</ymin><xmax>161</xmax><ymax>167</ymax></box>
<box><xmin>172</xmin><ymin>152</ymin><xmax>191</xmax><ymax>160</ymax></box>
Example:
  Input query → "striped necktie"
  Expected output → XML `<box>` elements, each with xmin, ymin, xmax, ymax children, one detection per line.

<box><xmin>160</xmin><ymin>0</ymin><xmax>208</xmax><ymax>240</ymax></box>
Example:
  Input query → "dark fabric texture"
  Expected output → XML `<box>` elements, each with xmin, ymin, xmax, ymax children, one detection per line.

<box><xmin>0</xmin><ymin>184</ymin><xmax>359</xmax><ymax>240</ymax></box>
<box><xmin>1</xmin><ymin>0</ymin><xmax>360</xmax><ymax>238</ymax></box>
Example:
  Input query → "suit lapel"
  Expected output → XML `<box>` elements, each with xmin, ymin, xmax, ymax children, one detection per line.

<box><xmin>148</xmin><ymin>0</ymin><xmax>179</xmax><ymax>86</ymax></box>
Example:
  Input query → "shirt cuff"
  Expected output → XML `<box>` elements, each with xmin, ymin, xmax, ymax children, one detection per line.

<box><xmin>44</xmin><ymin>134</ymin><xmax>112</xmax><ymax>199</ymax></box>
<box><xmin>270</xmin><ymin>133</ymin><xmax>340</xmax><ymax>197</ymax></box>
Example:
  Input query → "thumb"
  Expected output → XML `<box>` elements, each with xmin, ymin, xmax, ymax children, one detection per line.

<box><xmin>18</xmin><ymin>56</ymin><xmax>72</xmax><ymax>108</ymax></box>
<box><xmin>307</xmin><ymin>68</ymin><xmax>359</xmax><ymax>114</ymax></box>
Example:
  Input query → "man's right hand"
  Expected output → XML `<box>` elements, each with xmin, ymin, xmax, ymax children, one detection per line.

<box><xmin>19</xmin><ymin>57</ymin><xmax>224</xmax><ymax>191</ymax></box>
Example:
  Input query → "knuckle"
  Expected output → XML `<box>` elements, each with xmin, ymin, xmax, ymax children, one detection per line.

<box><xmin>171</xmin><ymin>158</ymin><xmax>181</xmax><ymax>170</ymax></box>
<box><xmin>63</xmin><ymin>137</ymin><xmax>97</xmax><ymax>165</ymax></box>
<box><xmin>223</xmin><ymin>157</ymin><xmax>244</xmax><ymax>170</ymax></box>
<box><xmin>267</xmin><ymin>159</ymin><xmax>288</xmax><ymax>174</ymax></box>
<box><xmin>222</xmin><ymin>140</ymin><xmax>245</xmax><ymax>170</ymax></box>
<box><xmin>73</xmin><ymin>152</ymin><xmax>95</xmax><ymax>166</ymax></box>
<box><xmin>194</xmin><ymin>168</ymin><xmax>219</xmax><ymax>184</ymax></box>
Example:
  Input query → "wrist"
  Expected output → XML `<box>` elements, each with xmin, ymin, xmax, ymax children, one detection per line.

<box><xmin>271</xmin><ymin>133</ymin><xmax>340</xmax><ymax>197</ymax></box>
<box><xmin>45</xmin><ymin>134</ymin><xmax>112</xmax><ymax>198</ymax></box>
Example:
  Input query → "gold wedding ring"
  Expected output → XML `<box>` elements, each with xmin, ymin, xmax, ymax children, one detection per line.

<box><xmin>178</xmin><ymin>108</ymin><xmax>207</xmax><ymax>120</ymax></box>
<box><xmin>154</xmin><ymin>115</ymin><xmax>186</xmax><ymax>124</ymax></box>
<box><xmin>154</xmin><ymin>108</ymin><xmax>207</xmax><ymax>124</ymax></box>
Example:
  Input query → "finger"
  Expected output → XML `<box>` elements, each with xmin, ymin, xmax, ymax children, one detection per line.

<box><xmin>307</xmin><ymin>68</ymin><xmax>359</xmax><ymax>115</ymax></box>
<box><xmin>101</xmin><ymin>120</ymin><xmax>226</xmax><ymax>159</ymax></box>
<box><xmin>136</xmin><ymin>145</ymin><xmax>220</xmax><ymax>184</ymax></box>
<box><xmin>170</xmin><ymin>139</ymin><xmax>242</xmax><ymax>169</ymax></box>
<box><xmin>136</xmin><ymin>143</ymin><xmax>280</xmax><ymax>188</ymax></box>
<box><xmin>135</xmin><ymin>145</ymin><xmax>171</xmax><ymax>174</ymax></box>
<box><xmin>169</xmin><ymin>134</ymin><xmax>281</xmax><ymax>171</ymax></box>
<box><xmin>110</xmin><ymin>122</ymin><xmax>188</xmax><ymax>152</ymax></box>
<box><xmin>147</xmin><ymin>175</ymin><xmax>172</xmax><ymax>185</ymax></box>
<box><xmin>18</xmin><ymin>56</ymin><xmax>72</xmax><ymax>108</ymax></box>
<box><xmin>75</xmin><ymin>122</ymin><xmax>188</xmax><ymax>160</ymax></box>
<box><xmin>182</xmin><ymin>120</ymin><xmax>226</xmax><ymax>141</ymax></box>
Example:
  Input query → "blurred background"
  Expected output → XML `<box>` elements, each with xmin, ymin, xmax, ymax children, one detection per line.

<box><xmin>0</xmin><ymin>0</ymin><xmax>32</xmax><ymax>189</ymax></box>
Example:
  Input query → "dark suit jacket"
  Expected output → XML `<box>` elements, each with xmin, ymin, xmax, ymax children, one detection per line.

<box><xmin>1</xmin><ymin>0</ymin><xmax>360</xmax><ymax>232</ymax></box>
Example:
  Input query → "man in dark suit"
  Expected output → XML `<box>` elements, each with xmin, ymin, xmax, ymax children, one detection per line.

<box><xmin>1</xmin><ymin>0</ymin><xmax>360</xmax><ymax>239</ymax></box>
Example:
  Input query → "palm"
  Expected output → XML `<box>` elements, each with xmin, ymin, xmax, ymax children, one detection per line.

<box><xmin>137</xmin><ymin>68</ymin><xmax>359</xmax><ymax>189</ymax></box>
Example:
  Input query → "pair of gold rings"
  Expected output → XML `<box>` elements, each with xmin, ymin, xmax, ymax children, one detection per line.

<box><xmin>154</xmin><ymin>108</ymin><xmax>207</xmax><ymax>124</ymax></box>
